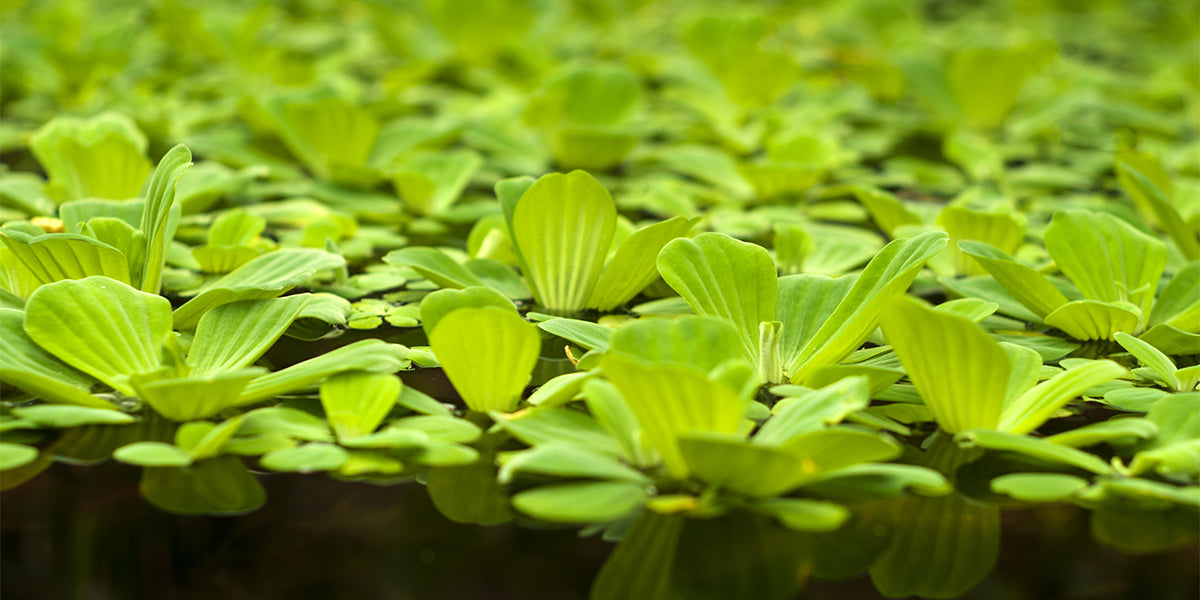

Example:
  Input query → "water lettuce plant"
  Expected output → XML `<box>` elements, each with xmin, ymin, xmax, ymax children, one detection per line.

<box><xmin>1</xmin><ymin>1</ymin><xmax>1197</xmax><ymax>597</ymax></box>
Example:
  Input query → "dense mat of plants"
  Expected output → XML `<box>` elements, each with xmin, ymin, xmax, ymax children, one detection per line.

<box><xmin>1</xmin><ymin>0</ymin><xmax>1197</xmax><ymax>597</ymax></box>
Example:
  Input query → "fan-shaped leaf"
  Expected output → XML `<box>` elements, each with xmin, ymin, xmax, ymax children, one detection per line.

<box><xmin>429</xmin><ymin>307</ymin><xmax>539</xmax><ymax>412</ymax></box>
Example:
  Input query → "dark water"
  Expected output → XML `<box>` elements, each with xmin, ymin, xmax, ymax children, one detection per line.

<box><xmin>3</xmin><ymin>461</ymin><xmax>1197</xmax><ymax>600</ymax></box>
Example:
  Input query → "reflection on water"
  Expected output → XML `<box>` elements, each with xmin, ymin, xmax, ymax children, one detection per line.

<box><xmin>3</xmin><ymin>459</ymin><xmax>1197</xmax><ymax>600</ymax></box>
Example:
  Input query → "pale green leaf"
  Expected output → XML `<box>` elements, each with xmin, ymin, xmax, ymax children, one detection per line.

<box><xmin>188</xmin><ymin>295</ymin><xmax>312</xmax><ymax>376</ymax></box>
<box><xmin>139</xmin><ymin>144</ymin><xmax>192</xmax><ymax>294</ymax></box>
<box><xmin>955</xmin><ymin>429</ymin><xmax>1113</xmax><ymax>474</ymax></box>
<box><xmin>132</xmin><ymin>368</ymin><xmax>265</xmax><ymax>421</ymax></box>
<box><xmin>418</xmin><ymin>286</ymin><xmax>515</xmax><ymax>339</ymax></box>
<box><xmin>754</xmin><ymin>498</ymin><xmax>849</xmax><ymax>532</ymax></box>
<box><xmin>237</xmin><ymin>340</ymin><xmax>409</xmax><ymax>405</ymax></box>
<box><xmin>658</xmin><ymin>232</ymin><xmax>777</xmax><ymax>365</ymax></box>
<box><xmin>429</xmin><ymin>307</ymin><xmax>539</xmax><ymax>412</ymax></box>
<box><xmin>12</xmin><ymin>404</ymin><xmax>137</xmax><ymax>428</ymax></box>
<box><xmin>0</xmin><ymin>443</ymin><xmax>40</xmax><ymax>471</ymax></box>
<box><xmin>0</xmin><ymin>232</ymin><xmax>131</xmax><ymax>299</ymax></box>
<box><xmin>511</xmin><ymin>481</ymin><xmax>646</xmax><ymax>523</ymax></box>
<box><xmin>959</xmin><ymin>240</ymin><xmax>1068</xmax><ymax>319</ymax></box>
<box><xmin>24</xmin><ymin>277</ymin><xmax>171</xmax><ymax>395</ymax></box>
<box><xmin>511</xmin><ymin>171</ymin><xmax>616</xmax><ymax>311</ymax></box>
<box><xmin>320</xmin><ymin>371</ymin><xmax>401</xmax><ymax>440</ymax></box>
<box><xmin>260</xmin><ymin>442</ymin><xmax>349</xmax><ymax>473</ymax></box>
<box><xmin>787</xmin><ymin>231</ymin><xmax>948</xmax><ymax>383</ymax></box>
<box><xmin>990</xmin><ymin>472</ymin><xmax>1088</xmax><ymax>502</ymax></box>
<box><xmin>880</xmin><ymin>296</ymin><xmax>1008</xmax><ymax>433</ymax></box>
<box><xmin>1115</xmin><ymin>332</ymin><xmax>1180</xmax><ymax>391</ymax></box>
<box><xmin>383</xmin><ymin>247</ymin><xmax>486</xmax><ymax>290</ymax></box>
<box><xmin>1044</xmin><ymin>300</ymin><xmax>1142</xmax><ymax>341</ymax></box>
<box><xmin>586</xmin><ymin>216</ymin><xmax>699</xmax><ymax>311</ymax></box>
<box><xmin>999</xmin><ymin>359</ymin><xmax>1126</xmax><ymax>434</ymax></box>
<box><xmin>113</xmin><ymin>442</ymin><xmax>194</xmax><ymax>467</ymax></box>
<box><xmin>498</xmin><ymin>444</ymin><xmax>650</xmax><ymax>484</ymax></box>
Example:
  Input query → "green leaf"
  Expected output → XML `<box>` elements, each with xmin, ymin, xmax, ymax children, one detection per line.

<box><xmin>608</xmin><ymin>315</ymin><xmax>745</xmax><ymax>373</ymax></box>
<box><xmin>132</xmin><ymin>368</ymin><xmax>265</xmax><ymax>421</ymax></box>
<box><xmin>264</xmin><ymin>91</ymin><xmax>379</xmax><ymax>183</ymax></box>
<box><xmin>854</xmin><ymin>185</ymin><xmax>922</xmax><ymax>236</ymax></box>
<box><xmin>388</xmin><ymin>415</ymin><xmax>480</xmax><ymax>444</ymax></box>
<box><xmin>418</xmin><ymin>285</ymin><xmax>515</xmax><ymax>339</ymax></box>
<box><xmin>679</xmin><ymin>432</ymin><xmax>819</xmax><ymax>497</ymax></box>
<box><xmin>801</xmin><ymin>225</ymin><xmax>885</xmax><ymax>276</ymax></box>
<box><xmin>658</xmin><ymin>232</ymin><xmax>777</xmax><ymax>366</ymax></box>
<box><xmin>187</xmin><ymin>295</ymin><xmax>312</xmax><ymax>376</ymax></box>
<box><xmin>138</xmin><ymin>144</ymin><xmax>192</xmax><ymax>294</ymax></box>
<box><xmin>238</xmin><ymin>340</ymin><xmax>408</xmax><ymax>405</ymax></box>
<box><xmin>429</xmin><ymin>307</ymin><xmax>539</xmax><ymax>412</ymax></box>
<box><xmin>1044</xmin><ymin>209</ymin><xmax>1166</xmax><ymax>319</ymax></box>
<box><xmin>958</xmin><ymin>240</ymin><xmax>1069</xmax><ymax>319</ymax></box>
<box><xmin>239</xmin><ymin>407</ymin><xmax>335</xmax><ymax>442</ymax></box>
<box><xmin>11</xmin><ymin>404</ymin><xmax>136</xmax><ymax>428</ymax></box>
<box><xmin>24</xmin><ymin>277</ymin><xmax>172</xmax><ymax>395</ymax></box>
<box><xmin>0</xmin><ymin>443</ymin><xmax>40</xmax><ymax>471</ymax></box>
<box><xmin>173</xmin><ymin>248</ymin><xmax>345</xmax><ymax>329</ymax></box>
<box><xmin>1148</xmin><ymin>262</ymin><xmax>1200</xmax><ymax>330</ymax></box>
<box><xmin>177</xmin><ymin>417</ymin><xmax>244</xmax><ymax>461</ymax></box>
<box><xmin>30</xmin><ymin>113</ymin><xmax>151</xmax><ymax>202</ymax></box>
<box><xmin>880</xmin><ymin>296</ymin><xmax>1008</xmax><ymax>433</ymax></box>
<box><xmin>510</xmin><ymin>171</ymin><xmax>616</xmax><ymax>312</ymax></box>
<box><xmin>391</xmin><ymin>150</ymin><xmax>482</xmax><ymax>215</ymax></box>
<box><xmin>774</xmin><ymin>274</ymin><xmax>855</xmax><ymax>375</ymax></box>
<box><xmin>947</xmin><ymin>44</ymin><xmax>1047</xmax><ymax>129</ymax></box>
<box><xmin>0</xmin><ymin>232</ymin><xmax>131</xmax><ymax>299</ymax></box>
<box><xmin>1044</xmin><ymin>300</ymin><xmax>1142</xmax><ymax>341</ymax></box>
<box><xmin>938</xmin><ymin>206</ymin><xmax>1025</xmax><ymax>276</ymax></box>
<box><xmin>537</xmin><ymin>317</ymin><xmax>613</xmax><ymax>351</ymax></box>
<box><xmin>801</xmin><ymin>463</ymin><xmax>952</xmax><ymax>499</ymax></box>
<box><xmin>787</xmin><ymin>231</ymin><xmax>948</xmax><ymax>383</ymax></box>
<box><xmin>1046</xmin><ymin>417</ymin><xmax>1158</xmax><ymax>448</ymax></box>
<box><xmin>511</xmin><ymin>481</ymin><xmax>646</xmax><ymax>523</ymax></box>
<box><xmin>755</xmin><ymin>376</ymin><xmax>870</xmax><ymax>445</ymax></box>
<box><xmin>990</xmin><ymin>472</ymin><xmax>1089</xmax><ymax>502</ymax></box>
<box><xmin>780</xmin><ymin>428</ymin><xmax>902</xmax><ymax>478</ymax></box>
<box><xmin>753</xmin><ymin>498</ymin><xmax>849</xmax><ymax>532</ymax></box>
<box><xmin>492</xmin><ymin>406</ymin><xmax>623</xmax><ymax>456</ymax></box>
<box><xmin>260</xmin><ymin>442</ymin><xmax>350</xmax><ymax>473</ymax></box>
<box><xmin>586</xmin><ymin>216</ymin><xmax>699</xmax><ymax>311</ymax></box>
<box><xmin>113</xmin><ymin>441</ymin><xmax>194</xmax><ymax>467</ymax></box>
<box><xmin>318</xmin><ymin>371</ymin><xmax>401</xmax><ymax>440</ymax></box>
<box><xmin>383</xmin><ymin>247</ymin><xmax>486</xmax><ymax>290</ymax></box>
<box><xmin>426</xmin><ymin>455</ymin><xmax>513</xmax><ymax>525</ymax></box>
<box><xmin>0</xmin><ymin>308</ymin><xmax>112</xmax><ymax>408</ymax></box>
<box><xmin>1116</xmin><ymin>160</ymin><xmax>1200</xmax><ymax>260</ymax></box>
<box><xmin>498</xmin><ymin>444</ymin><xmax>650</xmax><ymax>484</ymax></box>
<box><xmin>601</xmin><ymin>354</ymin><xmax>744</xmax><ymax>477</ymax></box>
<box><xmin>583</xmin><ymin>379</ymin><xmax>655</xmax><ymax>466</ymax></box>
<box><xmin>955</xmin><ymin>429</ymin><xmax>1113</xmax><ymax>474</ymax></box>
<box><xmin>1115</xmin><ymin>332</ymin><xmax>1180</xmax><ymax>390</ymax></box>
<box><xmin>998</xmin><ymin>359</ymin><xmax>1126</xmax><ymax>434</ymax></box>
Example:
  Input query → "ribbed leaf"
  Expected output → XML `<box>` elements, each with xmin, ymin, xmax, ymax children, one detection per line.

<box><xmin>429</xmin><ymin>307</ymin><xmax>539</xmax><ymax>412</ymax></box>
<box><xmin>0</xmin><ymin>232</ymin><xmax>131</xmax><ymax>299</ymax></box>
<box><xmin>754</xmin><ymin>376</ymin><xmax>870</xmax><ymax>445</ymax></box>
<box><xmin>384</xmin><ymin>247</ymin><xmax>486</xmax><ymax>290</ymax></box>
<box><xmin>237</xmin><ymin>339</ymin><xmax>409</xmax><ymax>404</ymax></box>
<box><xmin>510</xmin><ymin>171</ymin><xmax>616</xmax><ymax>311</ymax></box>
<box><xmin>677</xmin><ymin>432</ymin><xmax>816</xmax><ymax>497</ymax></box>
<box><xmin>29</xmin><ymin>113</ymin><xmax>151</xmax><ymax>202</ymax></box>
<box><xmin>1115</xmin><ymin>332</ymin><xmax>1180</xmax><ymax>390</ymax></box>
<box><xmin>132</xmin><ymin>368</ymin><xmax>264</xmax><ymax>421</ymax></box>
<box><xmin>787</xmin><ymin>231</ymin><xmax>948</xmax><ymax>383</ymax></box>
<box><xmin>320</xmin><ymin>371</ymin><xmax>401</xmax><ymax>440</ymax></box>
<box><xmin>537</xmin><ymin>317</ymin><xmax>614</xmax><ymax>351</ymax></box>
<box><xmin>1044</xmin><ymin>300</ymin><xmax>1141</xmax><ymax>341</ymax></box>
<box><xmin>418</xmin><ymin>286</ymin><xmax>515</xmax><ymax>339</ymax></box>
<box><xmin>775</xmin><ymin>274</ymin><xmax>855</xmax><ymax>375</ymax></box>
<box><xmin>265</xmin><ymin>92</ymin><xmax>379</xmax><ymax>182</ymax></box>
<box><xmin>586</xmin><ymin>216</ymin><xmax>698</xmax><ymax>311</ymax></box>
<box><xmin>999</xmin><ymin>360</ymin><xmax>1126</xmax><ymax>434</ymax></box>
<box><xmin>1149</xmin><ymin>261</ymin><xmax>1200</xmax><ymax>330</ymax></box>
<box><xmin>583</xmin><ymin>379</ymin><xmax>656</xmax><ymax>466</ymax></box>
<box><xmin>854</xmin><ymin>185</ymin><xmax>922</xmax><ymax>236</ymax></box>
<box><xmin>608</xmin><ymin>315</ymin><xmax>745</xmax><ymax>373</ymax></box>
<box><xmin>173</xmin><ymin>248</ymin><xmax>345</xmax><ymax>329</ymax></box>
<box><xmin>1116</xmin><ymin>160</ymin><xmax>1199</xmax><ymax>260</ymax></box>
<box><xmin>24</xmin><ymin>277</ymin><xmax>171</xmax><ymax>395</ymax></box>
<box><xmin>0</xmin><ymin>308</ymin><xmax>111</xmax><ymax>408</ymax></box>
<box><xmin>511</xmin><ymin>481</ymin><xmax>646</xmax><ymax>523</ymax></box>
<box><xmin>658</xmin><ymin>232</ymin><xmax>777</xmax><ymax>365</ymax></box>
<box><xmin>498</xmin><ymin>444</ymin><xmax>650</xmax><ymax>484</ymax></box>
<box><xmin>591</xmin><ymin>513</ymin><xmax>684</xmax><ymax>600</ymax></box>
<box><xmin>955</xmin><ymin>429</ymin><xmax>1114</xmax><ymax>474</ymax></box>
<box><xmin>780</xmin><ymin>428</ymin><xmax>902</xmax><ymax>481</ymax></box>
<box><xmin>937</xmin><ymin>206</ymin><xmax>1024</xmax><ymax>275</ymax></box>
<box><xmin>1044</xmin><ymin>209</ymin><xmax>1166</xmax><ymax>318</ymax></box>
<box><xmin>391</xmin><ymin>150</ymin><xmax>482</xmax><ymax>215</ymax></box>
<box><xmin>880</xmin><ymin>296</ymin><xmax>1007</xmax><ymax>433</ymax></box>
<box><xmin>959</xmin><ymin>240</ymin><xmax>1068</xmax><ymax>318</ymax></box>
<box><xmin>139</xmin><ymin>144</ymin><xmax>192</xmax><ymax>294</ymax></box>
<box><xmin>601</xmin><ymin>354</ymin><xmax>744</xmax><ymax>477</ymax></box>
<box><xmin>188</xmin><ymin>295</ymin><xmax>312</xmax><ymax>376</ymax></box>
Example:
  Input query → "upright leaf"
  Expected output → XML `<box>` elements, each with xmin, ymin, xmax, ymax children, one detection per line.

<box><xmin>428</xmin><ymin>307</ymin><xmax>539</xmax><ymax>412</ymax></box>
<box><xmin>138</xmin><ymin>144</ymin><xmax>192</xmax><ymax>294</ymax></box>
<box><xmin>658</xmin><ymin>232</ymin><xmax>777</xmax><ymax>366</ymax></box>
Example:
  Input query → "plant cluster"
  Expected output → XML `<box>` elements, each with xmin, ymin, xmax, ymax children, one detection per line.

<box><xmin>1</xmin><ymin>0</ymin><xmax>1197</xmax><ymax>597</ymax></box>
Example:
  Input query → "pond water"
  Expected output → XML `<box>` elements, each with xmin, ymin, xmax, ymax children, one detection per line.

<box><xmin>3</xmin><ymin>461</ymin><xmax>1196</xmax><ymax>600</ymax></box>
